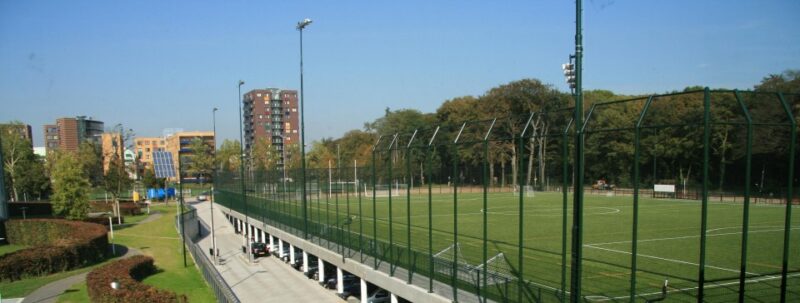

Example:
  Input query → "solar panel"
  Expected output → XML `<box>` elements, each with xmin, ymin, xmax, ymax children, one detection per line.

<box><xmin>152</xmin><ymin>151</ymin><xmax>176</xmax><ymax>178</ymax></box>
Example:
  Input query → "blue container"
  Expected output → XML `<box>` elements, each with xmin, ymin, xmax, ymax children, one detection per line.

<box><xmin>167</xmin><ymin>188</ymin><xmax>176</xmax><ymax>198</ymax></box>
<box><xmin>158</xmin><ymin>188</ymin><xmax>166</xmax><ymax>199</ymax></box>
<box><xmin>147</xmin><ymin>188</ymin><xmax>166</xmax><ymax>199</ymax></box>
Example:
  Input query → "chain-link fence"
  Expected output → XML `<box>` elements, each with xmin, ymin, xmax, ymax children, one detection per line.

<box><xmin>215</xmin><ymin>89</ymin><xmax>799</xmax><ymax>302</ymax></box>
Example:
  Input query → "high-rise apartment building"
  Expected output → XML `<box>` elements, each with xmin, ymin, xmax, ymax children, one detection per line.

<box><xmin>243</xmin><ymin>88</ymin><xmax>300</xmax><ymax>167</ymax></box>
<box><xmin>43</xmin><ymin>116</ymin><xmax>104</xmax><ymax>153</ymax></box>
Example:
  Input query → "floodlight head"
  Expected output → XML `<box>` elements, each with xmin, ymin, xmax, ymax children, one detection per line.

<box><xmin>238</xmin><ymin>80</ymin><xmax>245</xmax><ymax>87</ymax></box>
<box><xmin>297</xmin><ymin>18</ymin><xmax>313</xmax><ymax>30</ymax></box>
<box><xmin>562</xmin><ymin>63</ymin><xmax>574</xmax><ymax>71</ymax></box>
<box><xmin>566</xmin><ymin>75</ymin><xmax>576</xmax><ymax>83</ymax></box>
<box><xmin>213</xmin><ymin>107</ymin><xmax>218</xmax><ymax>112</ymax></box>
<box><xmin>564</xmin><ymin>70</ymin><xmax>575</xmax><ymax>76</ymax></box>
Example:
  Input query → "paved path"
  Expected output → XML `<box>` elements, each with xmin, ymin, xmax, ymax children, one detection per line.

<box><xmin>193</xmin><ymin>201</ymin><xmax>343</xmax><ymax>302</ymax></box>
<box><xmin>21</xmin><ymin>247</ymin><xmax>141</xmax><ymax>303</ymax></box>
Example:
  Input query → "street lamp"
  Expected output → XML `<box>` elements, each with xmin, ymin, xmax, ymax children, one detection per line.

<box><xmin>211</xmin><ymin>107</ymin><xmax>219</xmax><ymax>265</ymax></box>
<box><xmin>296</xmin><ymin>17</ymin><xmax>312</xmax><ymax>240</ymax></box>
<box><xmin>237</xmin><ymin>80</ymin><xmax>252</xmax><ymax>262</ymax></box>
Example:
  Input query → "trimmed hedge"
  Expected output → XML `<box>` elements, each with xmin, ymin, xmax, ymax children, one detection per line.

<box><xmin>87</xmin><ymin>255</ymin><xmax>187</xmax><ymax>303</ymax></box>
<box><xmin>0</xmin><ymin>219</ymin><xmax>109</xmax><ymax>281</ymax></box>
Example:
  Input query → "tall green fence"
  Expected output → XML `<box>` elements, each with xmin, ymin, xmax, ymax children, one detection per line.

<box><xmin>215</xmin><ymin>89</ymin><xmax>799</xmax><ymax>302</ymax></box>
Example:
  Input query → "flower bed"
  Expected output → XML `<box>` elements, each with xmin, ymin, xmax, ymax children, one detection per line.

<box><xmin>87</xmin><ymin>255</ymin><xmax>187</xmax><ymax>303</ymax></box>
<box><xmin>0</xmin><ymin>219</ymin><xmax>109</xmax><ymax>281</ymax></box>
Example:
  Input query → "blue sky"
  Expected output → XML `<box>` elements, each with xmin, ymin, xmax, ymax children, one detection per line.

<box><xmin>1</xmin><ymin>1</ymin><xmax>798</xmax><ymax>147</ymax></box>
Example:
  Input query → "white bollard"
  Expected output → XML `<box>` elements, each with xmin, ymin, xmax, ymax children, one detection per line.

<box><xmin>289</xmin><ymin>245</ymin><xmax>296</xmax><ymax>264</ymax></box>
<box><xmin>302</xmin><ymin>251</ymin><xmax>309</xmax><ymax>272</ymax></box>
<box><xmin>318</xmin><ymin>259</ymin><xmax>325</xmax><ymax>283</ymax></box>
<box><xmin>360</xmin><ymin>278</ymin><xmax>368</xmax><ymax>303</ymax></box>
<box><xmin>390</xmin><ymin>293</ymin><xmax>399</xmax><ymax>303</ymax></box>
<box><xmin>279</xmin><ymin>239</ymin><xmax>284</xmax><ymax>259</ymax></box>
<box><xmin>336</xmin><ymin>267</ymin><xmax>344</xmax><ymax>293</ymax></box>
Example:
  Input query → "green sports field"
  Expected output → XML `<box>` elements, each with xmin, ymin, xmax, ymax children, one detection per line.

<box><xmin>217</xmin><ymin>185</ymin><xmax>800</xmax><ymax>302</ymax></box>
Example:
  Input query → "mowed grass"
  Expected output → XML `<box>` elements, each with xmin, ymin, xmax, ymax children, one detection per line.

<box><xmin>56</xmin><ymin>204</ymin><xmax>215</xmax><ymax>302</ymax></box>
<box><xmin>0</xmin><ymin>244</ymin><xmax>27</xmax><ymax>256</ymax></box>
<box><xmin>243</xmin><ymin>188</ymin><xmax>800</xmax><ymax>302</ymax></box>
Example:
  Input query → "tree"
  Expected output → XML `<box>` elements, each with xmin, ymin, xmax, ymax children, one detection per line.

<box><xmin>51</xmin><ymin>152</ymin><xmax>91</xmax><ymax>219</ymax></box>
<box><xmin>141</xmin><ymin>167</ymin><xmax>162</xmax><ymax>189</ymax></box>
<box><xmin>1</xmin><ymin>122</ymin><xmax>34</xmax><ymax>201</ymax></box>
<box><xmin>77</xmin><ymin>141</ymin><xmax>103</xmax><ymax>186</ymax></box>
<box><xmin>186</xmin><ymin>137</ymin><xmax>215</xmax><ymax>188</ymax></box>
<box><xmin>102</xmin><ymin>151</ymin><xmax>132</xmax><ymax>218</ymax></box>
<box><xmin>251</xmin><ymin>137</ymin><xmax>281</xmax><ymax>171</ymax></box>
<box><xmin>216</xmin><ymin>139</ymin><xmax>241</xmax><ymax>173</ymax></box>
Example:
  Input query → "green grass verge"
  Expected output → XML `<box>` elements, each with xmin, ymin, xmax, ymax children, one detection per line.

<box><xmin>56</xmin><ymin>204</ymin><xmax>215</xmax><ymax>302</ymax></box>
<box><xmin>0</xmin><ymin>244</ymin><xmax>27</xmax><ymax>256</ymax></box>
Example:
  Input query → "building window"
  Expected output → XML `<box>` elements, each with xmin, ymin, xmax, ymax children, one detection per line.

<box><xmin>292</xmin><ymin>108</ymin><xmax>297</xmax><ymax>112</ymax></box>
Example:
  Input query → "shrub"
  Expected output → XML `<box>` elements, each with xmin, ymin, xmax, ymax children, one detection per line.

<box><xmin>0</xmin><ymin>219</ymin><xmax>108</xmax><ymax>281</ymax></box>
<box><xmin>87</xmin><ymin>256</ymin><xmax>187</xmax><ymax>303</ymax></box>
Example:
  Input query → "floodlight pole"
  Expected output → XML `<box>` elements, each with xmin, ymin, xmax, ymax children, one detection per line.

<box><xmin>569</xmin><ymin>0</ymin><xmax>585</xmax><ymax>302</ymax></box>
<box><xmin>237</xmin><ymin>80</ymin><xmax>252</xmax><ymax>263</ymax></box>
<box><xmin>297</xmin><ymin>18</ymin><xmax>312</xmax><ymax>240</ymax></box>
<box><xmin>212</xmin><ymin>107</ymin><xmax>219</xmax><ymax>265</ymax></box>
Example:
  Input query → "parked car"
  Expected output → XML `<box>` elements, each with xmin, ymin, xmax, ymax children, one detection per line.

<box><xmin>325</xmin><ymin>274</ymin><xmax>357</xmax><ymax>289</ymax></box>
<box><xmin>305</xmin><ymin>265</ymin><xmax>318</xmax><ymax>279</ymax></box>
<box><xmin>367</xmin><ymin>289</ymin><xmax>390</xmax><ymax>303</ymax></box>
<box><xmin>242</xmin><ymin>242</ymin><xmax>269</xmax><ymax>257</ymax></box>
<box><xmin>338</xmin><ymin>280</ymin><xmax>361</xmax><ymax>299</ymax></box>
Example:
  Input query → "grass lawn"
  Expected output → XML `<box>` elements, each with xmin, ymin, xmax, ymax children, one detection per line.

<box><xmin>218</xmin><ymin>187</ymin><xmax>800</xmax><ymax>302</ymax></box>
<box><xmin>56</xmin><ymin>204</ymin><xmax>215</xmax><ymax>303</ymax></box>
<box><xmin>0</xmin><ymin>244</ymin><xmax>27</xmax><ymax>256</ymax></box>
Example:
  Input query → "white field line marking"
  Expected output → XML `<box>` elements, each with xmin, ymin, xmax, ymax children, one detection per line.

<box><xmin>586</xmin><ymin>272</ymin><xmax>800</xmax><ymax>302</ymax></box>
<box><xmin>583</xmin><ymin>244</ymin><xmax>759</xmax><ymax>276</ymax></box>
<box><xmin>588</xmin><ymin>227</ymin><xmax>800</xmax><ymax>246</ymax></box>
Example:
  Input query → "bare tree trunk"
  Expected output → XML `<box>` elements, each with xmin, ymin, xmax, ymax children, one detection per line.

<box><xmin>527</xmin><ymin>139</ymin><xmax>535</xmax><ymax>186</ymax></box>
<box><xmin>501</xmin><ymin>161</ymin><xmax>506</xmax><ymax>188</ymax></box>
<box><xmin>510</xmin><ymin>143</ymin><xmax>518</xmax><ymax>187</ymax></box>
<box><xmin>718</xmin><ymin>129</ymin><xmax>729</xmax><ymax>191</ymax></box>
<box><xmin>420</xmin><ymin>162</ymin><xmax>424</xmax><ymax>186</ymax></box>
<box><xmin>489</xmin><ymin>159</ymin><xmax>495</xmax><ymax>187</ymax></box>
<box><xmin>538</xmin><ymin>124</ymin><xmax>549</xmax><ymax>189</ymax></box>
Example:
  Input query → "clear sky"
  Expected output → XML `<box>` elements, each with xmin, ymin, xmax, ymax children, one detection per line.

<box><xmin>1</xmin><ymin>1</ymin><xmax>798</xmax><ymax>147</ymax></box>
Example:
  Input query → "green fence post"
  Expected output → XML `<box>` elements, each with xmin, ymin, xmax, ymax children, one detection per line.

<box><xmin>698</xmin><ymin>87</ymin><xmax>711</xmax><ymax>300</ymax></box>
<box><xmin>777</xmin><ymin>92</ymin><xmax>796</xmax><ymax>303</ymax></box>
<box><xmin>372</xmin><ymin>136</ymin><xmax>382</xmax><ymax>270</ymax></box>
<box><xmin>482</xmin><ymin>118</ymin><xmax>496</xmax><ymax>301</ymax></box>
<box><xmin>407</xmin><ymin>130</ymin><xmax>417</xmax><ymax>284</ymax></box>
<box><xmin>733</xmin><ymin>90</ymin><xmax>753</xmax><ymax>303</ymax></box>
<box><xmin>388</xmin><ymin>134</ymin><xmax>398</xmax><ymax>276</ymax></box>
<box><xmin>631</xmin><ymin>95</ymin><xmax>655</xmax><ymax>301</ymax></box>
<box><xmin>569</xmin><ymin>0</ymin><xmax>585</xmax><ymax>300</ymax></box>
<box><xmin>561</xmin><ymin>118</ymin><xmax>572</xmax><ymax>300</ymax></box>
<box><xmin>359</xmin><ymin>160</ymin><xmax>364</xmax><ymax>262</ymax></box>
<box><xmin>428</xmin><ymin>139</ymin><xmax>435</xmax><ymax>293</ymax></box>
<box><xmin>453</xmin><ymin>122</ymin><xmax>466</xmax><ymax>302</ymax></box>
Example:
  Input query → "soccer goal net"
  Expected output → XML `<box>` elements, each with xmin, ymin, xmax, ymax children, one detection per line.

<box><xmin>433</xmin><ymin>243</ymin><xmax>517</xmax><ymax>286</ymax></box>
<box><xmin>365</xmin><ymin>182</ymin><xmax>408</xmax><ymax>198</ymax></box>
<box><xmin>513</xmin><ymin>185</ymin><xmax>536</xmax><ymax>197</ymax></box>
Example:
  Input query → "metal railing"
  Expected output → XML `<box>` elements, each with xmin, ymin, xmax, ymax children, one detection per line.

<box><xmin>178</xmin><ymin>207</ymin><xmax>241</xmax><ymax>303</ymax></box>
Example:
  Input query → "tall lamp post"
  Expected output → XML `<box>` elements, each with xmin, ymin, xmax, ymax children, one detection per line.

<box><xmin>237</xmin><ymin>80</ymin><xmax>252</xmax><ymax>262</ymax></box>
<box><xmin>568</xmin><ymin>0</ymin><xmax>585</xmax><ymax>302</ymax></box>
<box><xmin>0</xmin><ymin>135</ymin><xmax>7</xmax><ymax>243</ymax></box>
<box><xmin>297</xmin><ymin>18</ymin><xmax>312</xmax><ymax>239</ymax></box>
<box><xmin>211</xmin><ymin>107</ymin><xmax>219</xmax><ymax>265</ymax></box>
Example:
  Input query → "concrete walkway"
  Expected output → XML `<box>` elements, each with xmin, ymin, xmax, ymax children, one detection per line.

<box><xmin>192</xmin><ymin>201</ymin><xmax>343</xmax><ymax>302</ymax></box>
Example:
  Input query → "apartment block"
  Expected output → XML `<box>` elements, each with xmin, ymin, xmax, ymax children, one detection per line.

<box><xmin>243</xmin><ymin>88</ymin><xmax>300</xmax><ymax>167</ymax></box>
<box><xmin>43</xmin><ymin>116</ymin><xmax>104</xmax><ymax>153</ymax></box>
